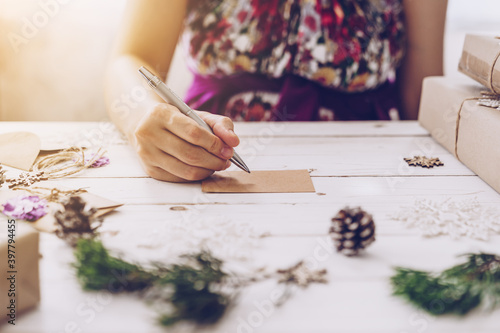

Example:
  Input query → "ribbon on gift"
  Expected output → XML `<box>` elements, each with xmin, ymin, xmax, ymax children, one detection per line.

<box><xmin>488</xmin><ymin>36</ymin><xmax>500</xmax><ymax>94</ymax></box>
<box><xmin>454</xmin><ymin>91</ymin><xmax>500</xmax><ymax>160</ymax></box>
<box><xmin>459</xmin><ymin>36</ymin><xmax>500</xmax><ymax>95</ymax></box>
<box><xmin>454</xmin><ymin>37</ymin><xmax>500</xmax><ymax>160</ymax></box>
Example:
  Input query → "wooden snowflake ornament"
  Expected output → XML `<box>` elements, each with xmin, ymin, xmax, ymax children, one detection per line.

<box><xmin>0</xmin><ymin>164</ymin><xmax>6</xmax><ymax>188</ymax></box>
<box><xmin>404</xmin><ymin>156</ymin><xmax>444</xmax><ymax>168</ymax></box>
<box><xmin>478</xmin><ymin>91</ymin><xmax>500</xmax><ymax>110</ymax></box>
<box><xmin>277</xmin><ymin>261</ymin><xmax>328</xmax><ymax>288</ymax></box>
<box><xmin>7</xmin><ymin>171</ymin><xmax>48</xmax><ymax>188</ymax></box>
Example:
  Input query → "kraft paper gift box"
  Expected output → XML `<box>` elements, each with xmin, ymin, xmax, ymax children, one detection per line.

<box><xmin>0</xmin><ymin>222</ymin><xmax>40</xmax><ymax>324</ymax></box>
<box><xmin>418</xmin><ymin>76</ymin><xmax>500</xmax><ymax>194</ymax></box>
<box><xmin>458</xmin><ymin>34</ymin><xmax>500</xmax><ymax>93</ymax></box>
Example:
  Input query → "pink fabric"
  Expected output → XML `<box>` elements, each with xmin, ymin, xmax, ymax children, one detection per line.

<box><xmin>185</xmin><ymin>73</ymin><xmax>400</xmax><ymax>121</ymax></box>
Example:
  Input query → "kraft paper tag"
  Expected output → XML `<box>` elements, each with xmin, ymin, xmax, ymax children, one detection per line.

<box><xmin>0</xmin><ymin>132</ymin><xmax>41</xmax><ymax>171</ymax></box>
<box><xmin>0</xmin><ymin>131</ymin><xmax>81</xmax><ymax>172</ymax></box>
<box><xmin>0</xmin><ymin>189</ymin><xmax>123</xmax><ymax>233</ymax></box>
<box><xmin>202</xmin><ymin>169</ymin><xmax>315</xmax><ymax>193</ymax></box>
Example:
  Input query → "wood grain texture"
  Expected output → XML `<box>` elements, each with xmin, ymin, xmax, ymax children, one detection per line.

<box><xmin>2</xmin><ymin>121</ymin><xmax>500</xmax><ymax>333</ymax></box>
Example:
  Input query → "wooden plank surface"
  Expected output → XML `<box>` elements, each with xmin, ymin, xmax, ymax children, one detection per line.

<box><xmin>1</xmin><ymin>121</ymin><xmax>499</xmax><ymax>333</ymax></box>
<box><xmin>44</xmin><ymin>137</ymin><xmax>473</xmax><ymax>178</ymax></box>
<box><xmin>49</xmin><ymin>176</ymin><xmax>500</xmax><ymax>205</ymax></box>
<box><xmin>0</xmin><ymin>121</ymin><xmax>430</xmax><ymax>138</ymax></box>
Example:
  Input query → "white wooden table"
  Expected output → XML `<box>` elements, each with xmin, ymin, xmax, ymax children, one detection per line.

<box><xmin>3</xmin><ymin>121</ymin><xmax>500</xmax><ymax>333</ymax></box>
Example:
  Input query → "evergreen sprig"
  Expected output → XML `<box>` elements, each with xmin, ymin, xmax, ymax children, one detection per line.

<box><xmin>73</xmin><ymin>238</ymin><xmax>155</xmax><ymax>291</ymax></box>
<box><xmin>391</xmin><ymin>253</ymin><xmax>500</xmax><ymax>316</ymax></box>
<box><xmin>153</xmin><ymin>252</ymin><xmax>231</xmax><ymax>326</ymax></box>
<box><xmin>73</xmin><ymin>239</ymin><xmax>231</xmax><ymax>326</ymax></box>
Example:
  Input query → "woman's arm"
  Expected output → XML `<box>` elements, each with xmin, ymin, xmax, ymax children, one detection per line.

<box><xmin>399</xmin><ymin>0</ymin><xmax>448</xmax><ymax>120</ymax></box>
<box><xmin>105</xmin><ymin>0</ymin><xmax>238</xmax><ymax>182</ymax></box>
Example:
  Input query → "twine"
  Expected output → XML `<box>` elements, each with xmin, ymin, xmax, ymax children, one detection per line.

<box><xmin>6</xmin><ymin>146</ymin><xmax>105</xmax><ymax>188</ymax></box>
<box><xmin>454</xmin><ymin>36</ymin><xmax>500</xmax><ymax>156</ymax></box>
<box><xmin>32</xmin><ymin>147</ymin><xmax>106</xmax><ymax>179</ymax></box>
<box><xmin>12</xmin><ymin>186</ymin><xmax>88</xmax><ymax>202</ymax></box>
<box><xmin>488</xmin><ymin>50</ymin><xmax>500</xmax><ymax>94</ymax></box>
<box><xmin>454</xmin><ymin>97</ymin><xmax>480</xmax><ymax>160</ymax></box>
<box><xmin>454</xmin><ymin>91</ymin><xmax>500</xmax><ymax>161</ymax></box>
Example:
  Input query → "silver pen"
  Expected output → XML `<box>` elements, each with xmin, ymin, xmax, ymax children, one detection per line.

<box><xmin>138</xmin><ymin>66</ymin><xmax>250</xmax><ymax>173</ymax></box>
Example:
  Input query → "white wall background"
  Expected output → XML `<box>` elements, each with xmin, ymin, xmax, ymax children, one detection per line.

<box><xmin>445</xmin><ymin>0</ymin><xmax>500</xmax><ymax>78</ymax></box>
<box><xmin>0</xmin><ymin>0</ymin><xmax>499</xmax><ymax>121</ymax></box>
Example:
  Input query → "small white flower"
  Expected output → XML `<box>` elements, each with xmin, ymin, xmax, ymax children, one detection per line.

<box><xmin>234</xmin><ymin>35</ymin><xmax>251</xmax><ymax>52</ymax></box>
<box><xmin>203</xmin><ymin>13</ymin><xmax>217</xmax><ymax>27</ymax></box>
<box><xmin>312</xmin><ymin>45</ymin><xmax>327</xmax><ymax>63</ymax></box>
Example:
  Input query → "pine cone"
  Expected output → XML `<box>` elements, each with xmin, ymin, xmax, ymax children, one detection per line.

<box><xmin>329</xmin><ymin>207</ymin><xmax>376</xmax><ymax>256</ymax></box>
<box><xmin>54</xmin><ymin>196</ymin><xmax>102</xmax><ymax>246</ymax></box>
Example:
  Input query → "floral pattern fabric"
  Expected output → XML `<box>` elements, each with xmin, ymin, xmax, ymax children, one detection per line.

<box><xmin>184</xmin><ymin>0</ymin><xmax>405</xmax><ymax>93</ymax></box>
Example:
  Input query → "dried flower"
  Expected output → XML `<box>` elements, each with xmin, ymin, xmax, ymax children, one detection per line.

<box><xmin>72</xmin><ymin>153</ymin><xmax>110</xmax><ymax>168</ymax></box>
<box><xmin>54</xmin><ymin>196</ymin><xmax>102</xmax><ymax>246</ymax></box>
<box><xmin>88</xmin><ymin>155</ymin><xmax>110</xmax><ymax>168</ymax></box>
<box><xmin>2</xmin><ymin>195</ymin><xmax>48</xmax><ymax>221</ymax></box>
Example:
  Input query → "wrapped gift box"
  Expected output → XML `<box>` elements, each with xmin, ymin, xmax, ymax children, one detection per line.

<box><xmin>0</xmin><ymin>222</ymin><xmax>40</xmax><ymax>324</ymax></box>
<box><xmin>458</xmin><ymin>34</ymin><xmax>500</xmax><ymax>93</ymax></box>
<box><xmin>419</xmin><ymin>76</ymin><xmax>500</xmax><ymax>194</ymax></box>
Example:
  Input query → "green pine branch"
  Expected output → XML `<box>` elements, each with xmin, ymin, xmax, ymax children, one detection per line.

<box><xmin>391</xmin><ymin>253</ymin><xmax>500</xmax><ymax>316</ymax></box>
<box><xmin>153</xmin><ymin>252</ymin><xmax>231</xmax><ymax>326</ymax></box>
<box><xmin>73</xmin><ymin>238</ymin><xmax>155</xmax><ymax>291</ymax></box>
<box><xmin>73</xmin><ymin>239</ymin><xmax>231</xmax><ymax>326</ymax></box>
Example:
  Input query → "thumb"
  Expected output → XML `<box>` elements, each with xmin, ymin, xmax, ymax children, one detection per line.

<box><xmin>198</xmin><ymin>111</ymin><xmax>240</xmax><ymax>148</ymax></box>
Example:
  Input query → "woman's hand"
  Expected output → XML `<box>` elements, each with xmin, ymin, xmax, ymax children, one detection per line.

<box><xmin>132</xmin><ymin>103</ymin><xmax>240</xmax><ymax>182</ymax></box>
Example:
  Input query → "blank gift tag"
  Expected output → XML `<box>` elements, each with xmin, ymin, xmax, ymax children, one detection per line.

<box><xmin>202</xmin><ymin>169</ymin><xmax>315</xmax><ymax>193</ymax></box>
<box><xmin>0</xmin><ymin>132</ymin><xmax>41</xmax><ymax>170</ymax></box>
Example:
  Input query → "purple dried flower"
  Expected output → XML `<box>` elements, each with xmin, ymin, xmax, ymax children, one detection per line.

<box><xmin>2</xmin><ymin>195</ymin><xmax>48</xmax><ymax>221</ymax></box>
<box><xmin>89</xmin><ymin>155</ymin><xmax>110</xmax><ymax>168</ymax></box>
<box><xmin>85</xmin><ymin>154</ymin><xmax>110</xmax><ymax>168</ymax></box>
<box><xmin>75</xmin><ymin>153</ymin><xmax>110</xmax><ymax>168</ymax></box>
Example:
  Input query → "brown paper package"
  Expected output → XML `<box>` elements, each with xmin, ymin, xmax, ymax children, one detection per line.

<box><xmin>0</xmin><ymin>223</ymin><xmax>40</xmax><ymax>324</ymax></box>
<box><xmin>418</xmin><ymin>76</ymin><xmax>500</xmax><ymax>194</ymax></box>
<box><xmin>458</xmin><ymin>34</ymin><xmax>500</xmax><ymax>93</ymax></box>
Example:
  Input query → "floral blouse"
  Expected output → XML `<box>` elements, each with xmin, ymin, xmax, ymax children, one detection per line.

<box><xmin>184</xmin><ymin>0</ymin><xmax>405</xmax><ymax>92</ymax></box>
<box><xmin>182</xmin><ymin>0</ymin><xmax>406</xmax><ymax>121</ymax></box>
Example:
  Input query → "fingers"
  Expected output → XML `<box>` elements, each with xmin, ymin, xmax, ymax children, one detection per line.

<box><xmin>134</xmin><ymin>103</ymin><xmax>236</xmax><ymax>182</ymax></box>
<box><xmin>144</xmin><ymin>165</ymin><xmax>191</xmax><ymax>183</ymax></box>
<box><xmin>138</xmin><ymin>143</ymin><xmax>229</xmax><ymax>182</ymax></box>
<box><xmin>149</xmin><ymin>149</ymin><xmax>214</xmax><ymax>182</ymax></box>
<box><xmin>155</xmin><ymin>131</ymin><xmax>230</xmax><ymax>171</ymax></box>
<box><xmin>199</xmin><ymin>111</ymin><xmax>240</xmax><ymax>147</ymax></box>
<box><xmin>158</xmin><ymin>105</ymin><xmax>236</xmax><ymax>159</ymax></box>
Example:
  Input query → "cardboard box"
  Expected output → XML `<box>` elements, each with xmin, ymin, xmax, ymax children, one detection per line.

<box><xmin>419</xmin><ymin>76</ymin><xmax>500</xmax><ymax>194</ymax></box>
<box><xmin>0</xmin><ymin>222</ymin><xmax>40</xmax><ymax>324</ymax></box>
<box><xmin>458</xmin><ymin>34</ymin><xmax>500</xmax><ymax>93</ymax></box>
